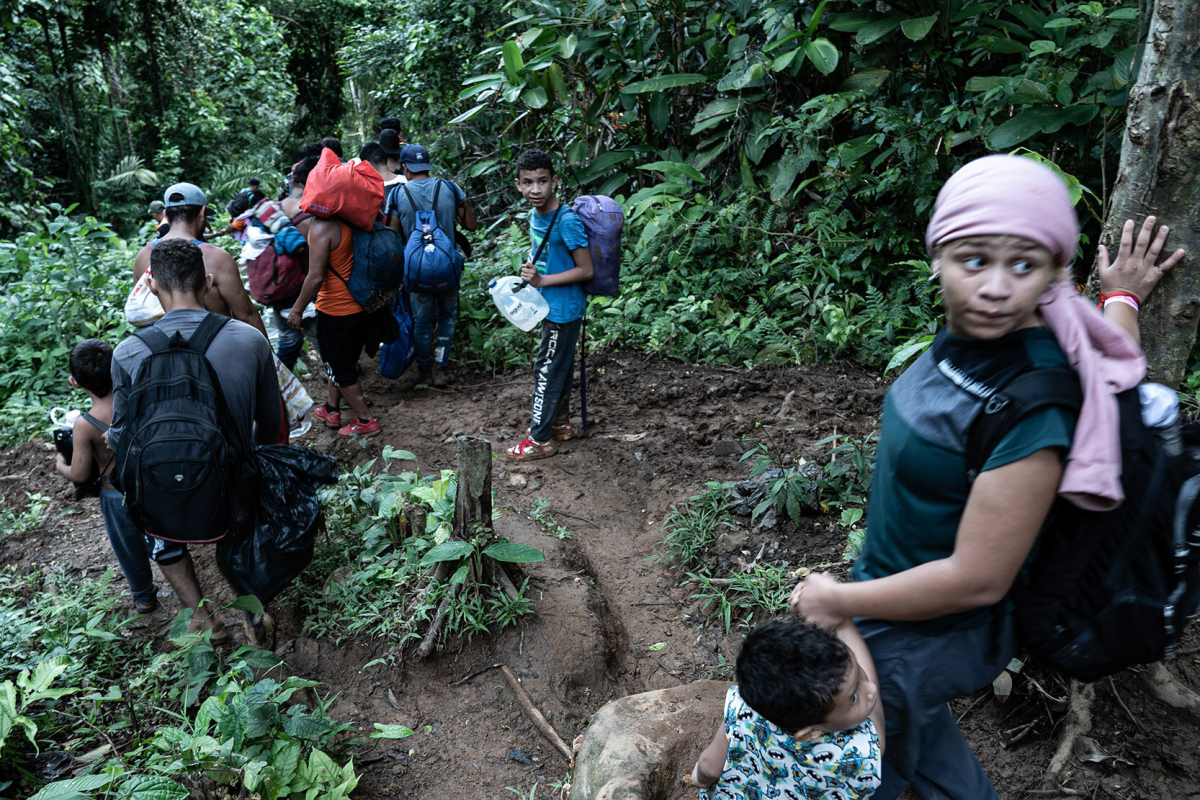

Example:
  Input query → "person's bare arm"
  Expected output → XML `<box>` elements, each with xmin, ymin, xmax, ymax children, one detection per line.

<box><xmin>133</xmin><ymin>243</ymin><xmax>152</xmax><ymax>282</ymax></box>
<box><xmin>55</xmin><ymin>418</ymin><xmax>97</xmax><ymax>484</ymax></box>
<box><xmin>287</xmin><ymin>218</ymin><xmax>336</xmax><ymax>330</ymax></box>
<box><xmin>1097</xmin><ymin>216</ymin><xmax>1185</xmax><ymax>346</ymax></box>
<box><xmin>835</xmin><ymin>621</ymin><xmax>886</xmax><ymax>753</ymax></box>
<box><xmin>791</xmin><ymin>447</ymin><xmax>1063</xmax><ymax>627</ymax></box>
<box><xmin>520</xmin><ymin>246</ymin><xmax>594</xmax><ymax>288</ymax></box>
<box><xmin>457</xmin><ymin>199</ymin><xmax>478</xmax><ymax>232</ymax></box>
<box><xmin>206</xmin><ymin>248</ymin><xmax>267</xmax><ymax>338</ymax></box>
<box><xmin>690</xmin><ymin>724</ymin><xmax>729</xmax><ymax>788</ymax></box>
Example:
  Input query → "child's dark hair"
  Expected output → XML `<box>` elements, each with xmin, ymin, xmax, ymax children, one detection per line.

<box><xmin>69</xmin><ymin>339</ymin><xmax>113</xmax><ymax>397</ymax></box>
<box><xmin>320</xmin><ymin>137</ymin><xmax>344</xmax><ymax>158</ymax></box>
<box><xmin>516</xmin><ymin>148</ymin><xmax>554</xmax><ymax>177</ymax></box>
<box><xmin>736</xmin><ymin>619</ymin><xmax>851</xmax><ymax>731</ymax></box>
<box><xmin>150</xmin><ymin>238</ymin><xmax>206</xmax><ymax>295</ymax></box>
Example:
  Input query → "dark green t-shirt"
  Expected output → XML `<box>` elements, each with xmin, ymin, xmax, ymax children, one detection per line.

<box><xmin>852</xmin><ymin>326</ymin><xmax>1077</xmax><ymax>632</ymax></box>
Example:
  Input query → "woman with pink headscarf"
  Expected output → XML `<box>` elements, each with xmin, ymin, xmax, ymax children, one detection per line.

<box><xmin>788</xmin><ymin>154</ymin><xmax>1185</xmax><ymax>798</ymax></box>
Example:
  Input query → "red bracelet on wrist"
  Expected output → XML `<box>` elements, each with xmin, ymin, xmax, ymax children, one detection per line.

<box><xmin>1098</xmin><ymin>290</ymin><xmax>1140</xmax><ymax>311</ymax></box>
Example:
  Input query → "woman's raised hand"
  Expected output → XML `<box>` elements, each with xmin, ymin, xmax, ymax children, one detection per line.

<box><xmin>1097</xmin><ymin>216</ymin><xmax>1186</xmax><ymax>302</ymax></box>
<box><xmin>788</xmin><ymin>572</ymin><xmax>847</xmax><ymax>631</ymax></box>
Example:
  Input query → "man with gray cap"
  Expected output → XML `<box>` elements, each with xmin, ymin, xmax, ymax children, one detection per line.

<box><xmin>133</xmin><ymin>183</ymin><xmax>268</xmax><ymax>338</ymax></box>
<box><xmin>385</xmin><ymin>144</ymin><xmax>477</xmax><ymax>386</ymax></box>
<box><xmin>148</xmin><ymin>200</ymin><xmax>169</xmax><ymax>238</ymax></box>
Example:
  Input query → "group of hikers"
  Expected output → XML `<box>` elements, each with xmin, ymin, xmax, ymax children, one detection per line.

<box><xmin>50</xmin><ymin>119</ymin><xmax>1193</xmax><ymax>799</ymax></box>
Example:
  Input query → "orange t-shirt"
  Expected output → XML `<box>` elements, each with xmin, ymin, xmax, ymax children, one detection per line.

<box><xmin>316</xmin><ymin>222</ymin><xmax>364</xmax><ymax>316</ymax></box>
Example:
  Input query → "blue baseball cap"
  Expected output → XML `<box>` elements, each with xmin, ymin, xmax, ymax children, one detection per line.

<box><xmin>399</xmin><ymin>144</ymin><xmax>432</xmax><ymax>173</ymax></box>
<box><xmin>163</xmin><ymin>182</ymin><xmax>208</xmax><ymax>207</ymax></box>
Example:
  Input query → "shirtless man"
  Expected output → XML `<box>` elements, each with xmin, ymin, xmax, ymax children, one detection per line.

<box><xmin>133</xmin><ymin>183</ymin><xmax>267</xmax><ymax>338</ymax></box>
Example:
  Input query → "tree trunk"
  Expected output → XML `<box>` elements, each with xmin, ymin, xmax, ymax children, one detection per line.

<box><xmin>1090</xmin><ymin>0</ymin><xmax>1200</xmax><ymax>388</ymax></box>
<box><xmin>453</xmin><ymin>436</ymin><xmax>493</xmax><ymax>537</ymax></box>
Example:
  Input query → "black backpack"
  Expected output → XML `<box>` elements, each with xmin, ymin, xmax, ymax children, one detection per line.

<box><xmin>967</xmin><ymin>368</ymin><xmax>1200</xmax><ymax>681</ymax></box>
<box><xmin>113</xmin><ymin>314</ymin><xmax>254</xmax><ymax>543</ymax></box>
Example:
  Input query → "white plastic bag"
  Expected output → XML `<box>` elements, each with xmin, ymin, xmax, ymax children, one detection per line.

<box><xmin>125</xmin><ymin>269</ymin><xmax>165</xmax><ymax>328</ymax></box>
<box><xmin>274</xmin><ymin>354</ymin><xmax>313</xmax><ymax>437</ymax></box>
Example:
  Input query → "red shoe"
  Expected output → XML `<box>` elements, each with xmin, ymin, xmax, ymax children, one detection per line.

<box><xmin>314</xmin><ymin>406</ymin><xmax>341</xmax><ymax>429</ymax></box>
<box><xmin>506</xmin><ymin>436</ymin><xmax>557</xmax><ymax>461</ymax></box>
<box><xmin>339</xmin><ymin>417</ymin><xmax>381</xmax><ymax>438</ymax></box>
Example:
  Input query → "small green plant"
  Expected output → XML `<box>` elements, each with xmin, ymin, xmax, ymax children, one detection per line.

<box><xmin>688</xmin><ymin>564</ymin><xmax>793</xmax><ymax>634</ymax></box>
<box><xmin>817</xmin><ymin>432</ymin><xmax>878</xmax><ymax>507</ymax></box>
<box><xmin>530</xmin><ymin>498</ymin><xmax>573</xmax><ymax>540</ymax></box>
<box><xmin>0</xmin><ymin>492</ymin><xmax>51</xmax><ymax>537</ymax></box>
<box><xmin>657</xmin><ymin>482</ymin><xmax>733</xmax><ymax>568</ymax></box>
<box><xmin>740</xmin><ymin>443</ymin><xmax>822</xmax><ymax>526</ymax></box>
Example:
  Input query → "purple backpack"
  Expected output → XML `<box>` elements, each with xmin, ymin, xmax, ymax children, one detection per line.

<box><xmin>572</xmin><ymin>195</ymin><xmax>624</xmax><ymax>296</ymax></box>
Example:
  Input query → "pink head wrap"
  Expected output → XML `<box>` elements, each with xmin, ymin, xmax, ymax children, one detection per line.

<box><xmin>925</xmin><ymin>155</ymin><xmax>1080</xmax><ymax>267</ymax></box>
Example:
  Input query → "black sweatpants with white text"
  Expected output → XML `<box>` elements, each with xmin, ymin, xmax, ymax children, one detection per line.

<box><xmin>529</xmin><ymin>318</ymin><xmax>581</xmax><ymax>443</ymax></box>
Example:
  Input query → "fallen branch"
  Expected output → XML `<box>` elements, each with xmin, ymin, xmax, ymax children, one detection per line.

<box><xmin>493</xmin><ymin>563</ymin><xmax>521</xmax><ymax>602</ymax></box>
<box><xmin>1107</xmin><ymin>676</ymin><xmax>1147</xmax><ymax>733</ymax></box>
<box><xmin>451</xmin><ymin>663</ymin><xmax>501</xmax><ymax>686</ymax></box>
<box><xmin>1144</xmin><ymin>661</ymin><xmax>1200</xmax><ymax>717</ymax></box>
<box><xmin>500</xmin><ymin>665</ymin><xmax>573</xmax><ymax>763</ymax></box>
<box><xmin>416</xmin><ymin>581</ymin><xmax>461</xmax><ymax>660</ymax></box>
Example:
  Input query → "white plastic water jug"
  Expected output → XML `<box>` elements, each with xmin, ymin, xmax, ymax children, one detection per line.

<box><xmin>489</xmin><ymin>276</ymin><xmax>549</xmax><ymax>332</ymax></box>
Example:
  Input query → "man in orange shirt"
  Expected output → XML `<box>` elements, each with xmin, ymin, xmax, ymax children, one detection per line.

<box><xmin>285</xmin><ymin>212</ymin><xmax>381</xmax><ymax>437</ymax></box>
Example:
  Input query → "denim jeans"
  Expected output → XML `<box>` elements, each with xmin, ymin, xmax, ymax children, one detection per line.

<box><xmin>99</xmin><ymin>488</ymin><xmax>157</xmax><ymax>605</ymax></box>
<box><xmin>411</xmin><ymin>291</ymin><xmax>458</xmax><ymax>372</ymax></box>
<box><xmin>857</xmin><ymin>614</ymin><xmax>1015</xmax><ymax>799</ymax></box>
<box><xmin>268</xmin><ymin>305</ymin><xmax>318</xmax><ymax>371</ymax></box>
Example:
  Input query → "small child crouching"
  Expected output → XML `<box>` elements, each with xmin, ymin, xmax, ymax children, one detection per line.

<box><xmin>692</xmin><ymin>619</ymin><xmax>885</xmax><ymax>799</ymax></box>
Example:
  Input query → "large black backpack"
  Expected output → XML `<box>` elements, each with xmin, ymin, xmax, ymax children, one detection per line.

<box><xmin>113</xmin><ymin>314</ymin><xmax>254</xmax><ymax>543</ymax></box>
<box><xmin>966</xmin><ymin>369</ymin><xmax>1200</xmax><ymax>681</ymax></box>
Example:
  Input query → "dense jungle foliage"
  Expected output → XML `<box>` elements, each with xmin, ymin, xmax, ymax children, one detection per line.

<box><xmin>0</xmin><ymin>0</ymin><xmax>1146</xmax><ymax>440</ymax></box>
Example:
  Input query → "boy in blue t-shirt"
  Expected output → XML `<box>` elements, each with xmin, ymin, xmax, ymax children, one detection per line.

<box><xmin>506</xmin><ymin>148</ymin><xmax>593</xmax><ymax>461</ymax></box>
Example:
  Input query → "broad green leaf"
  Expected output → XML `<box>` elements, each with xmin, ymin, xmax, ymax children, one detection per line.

<box><xmin>1043</xmin><ymin>17</ymin><xmax>1082</xmax><ymax>29</ymax></box>
<box><xmin>639</xmin><ymin>160</ymin><xmax>705</xmax><ymax>183</ymax></box>
<box><xmin>900</xmin><ymin>14</ymin><xmax>938</xmax><ymax>41</ymax></box>
<box><xmin>372</xmin><ymin>723</ymin><xmax>416</xmax><ymax>738</ymax></box>
<box><xmin>284</xmin><ymin>712</ymin><xmax>334</xmax><ymax>741</ymax></box>
<box><xmin>483</xmin><ymin>542</ymin><xmax>545</xmax><ymax>563</ymax></box>
<box><xmin>772</xmin><ymin>49</ymin><xmax>802</xmax><ymax>72</ymax></box>
<box><xmin>502</xmin><ymin>40</ymin><xmax>525</xmax><ymax>84</ymax></box>
<box><xmin>803</xmin><ymin>39</ymin><xmax>839</xmax><ymax>74</ymax></box>
<box><xmin>381</xmin><ymin>446</ymin><xmax>417</xmax><ymax>462</ymax></box>
<box><xmin>1108</xmin><ymin>8</ymin><xmax>1139</xmax><ymax>19</ymax></box>
<box><xmin>986</xmin><ymin>106</ymin><xmax>1059</xmax><ymax>149</ymax></box>
<box><xmin>518</xmin><ymin>27</ymin><xmax>543</xmax><ymax>47</ymax></box>
<box><xmin>886</xmin><ymin>335</ymin><xmax>934</xmax><ymax>373</ymax></box>
<box><xmin>226</xmin><ymin>595</ymin><xmax>264</xmax><ymax>615</ymax></box>
<box><xmin>1041</xmin><ymin>104</ymin><xmax>1099</xmax><ymax>134</ymax></box>
<box><xmin>827</xmin><ymin>10</ymin><xmax>872</xmax><ymax>32</ymax></box>
<box><xmin>770</xmin><ymin>152</ymin><xmax>811</xmax><ymax>203</ymax></box>
<box><xmin>647</xmin><ymin>642</ymin><xmax>667</xmax><ymax>651</ymax></box>
<box><xmin>839</xmin><ymin>69</ymin><xmax>890</xmax><ymax>91</ymax></box>
<box><xmin>648</xmin><ymin>91</ymin><xmax>670</xmax><ymax>133</ymax></box>
<box><xmin>114</xmin><ymin>776</ymin><xmax>189</xmax><ymax>800</ymax></box>
<box><xmin>448</xmin><ymin>104</ymin><xmax>488</xmax><ymax>125</ymax></box>
<box><xmin>1113</xmin><ymin>45</ymin><xmax>1137</xmax><ymax>87</ymax></box>
<box><xmin>28</xmin><ymin>775</ymin><xmax>113</xmax><ymax>800</ymax></box>
<box><xmin>450</xmin><ymin>564</ymin><xmax>469</xmax><ymax>584</ymax></box>
<box><xmin>546</xmin><ymin>64</ymin><xmax>568</xmax><ymax>101</ymax></box>
<box><xmin>419</xmin><ymin>540</ymin><xmax>474</xmax><ymax>565</ymax></box>
<box><xmin>622</xmin><ymin>73</ymin><xmax>707</xmax><ymax>94</ymax></box>
<box><xmin>857</xmin><ymin>18</ymin><xmax>901</xmax><ymax>45</ymax></box>
<box><xmin>521</xmin><ymin>86</ymin><xmax>548</xmax><ymax>109</ymax></box>
<box><xmin>560</xmin><ymin>33</ymin><xmax>578</xmax><ymax>58</ymax></box>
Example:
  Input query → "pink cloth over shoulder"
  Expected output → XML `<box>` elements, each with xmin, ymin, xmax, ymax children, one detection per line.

<box><xmin>1038</xmin><ymin>281</ymin><xmax>1145</xmax><ymax>510</ymax></box>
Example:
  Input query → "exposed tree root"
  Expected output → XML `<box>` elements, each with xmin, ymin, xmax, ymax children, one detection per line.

<box><xmin>1044</xmin><ymin>680</ymin><xmax>1094</xmax><ymax>785</ymax></box>
<box><xmin>1145</xmin><ymin>661</ymin><xmax>1200</xmax><ymax>717</ymax></box>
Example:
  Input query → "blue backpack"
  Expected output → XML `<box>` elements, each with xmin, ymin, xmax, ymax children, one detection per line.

<box><xmin>378</xmin><ymin>293</ymin><xmax>416</xmax><ymax>380</ymax></box>
<box><xmin>340</xmin><ymin>222</ymin><xmax>406</xmax><ymax>313</ymax></box>
<box><xmin>400</xmin><ymin>180</ymin><xmax>463</xmax><ymax>294</ymax></box>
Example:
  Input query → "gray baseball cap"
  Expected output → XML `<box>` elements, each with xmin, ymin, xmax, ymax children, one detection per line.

<box><xmin>163</xmin><ymin>182</ymin><xmax>208</xmax><ymax>207</ymax></box>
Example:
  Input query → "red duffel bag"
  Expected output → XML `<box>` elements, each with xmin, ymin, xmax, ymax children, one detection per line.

<box><xmin>299</xmin><ymin>147</ymin><xmax>384</xmax><ymax>231</ymax></box>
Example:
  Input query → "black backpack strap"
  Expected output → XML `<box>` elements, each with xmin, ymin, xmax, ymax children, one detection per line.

<box><xmin>432</xmin><ymin>179</ymin><xmax>443</xmax><ymax>214</ymax></box>
<box><xmin>185</xmin><ymin>313</ymin><xmax>231</xmax><ymax>356</ymax></box>
<box><xmin>81</xmin><ymin>412</ymin><xmax>109</xmax><ymax>433</ymax></box>
<box><xmin>135</xmin><ymin>325</ymin><xmax>172</xmax><ymax>354</ymax></box>
<box><xmin>965</xmin><ymin>368</ymin><xmax>1083</xmax><ymax>483</ymax></box>
<box><xmin>531</xmin><ymin>206</ymin><xmax>562</xmax><ymax>267</ymax></box>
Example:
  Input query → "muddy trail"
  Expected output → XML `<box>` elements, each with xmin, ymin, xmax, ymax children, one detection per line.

<box><xmin>4</xmin><ymin>349</ymin><xmax>1200</xmax><ymax>799</ymax></box>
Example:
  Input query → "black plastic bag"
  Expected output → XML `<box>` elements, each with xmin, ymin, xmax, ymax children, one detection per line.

<box><xmin>216</xmin><ymin>444</ymin><xmax>339</xmax><ymax>604</ymax></box>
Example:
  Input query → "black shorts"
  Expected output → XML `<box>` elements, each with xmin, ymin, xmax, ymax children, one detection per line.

<box><xmin>317</xmin><ymin>310</ymin><xmax>368</xmax><ymax>387</ymax></box>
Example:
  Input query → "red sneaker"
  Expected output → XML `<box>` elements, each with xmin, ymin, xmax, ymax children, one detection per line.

<box><xmin>339</xmin><ymin>417</ymin><xmax>381</xmax><ymax>438</ymax></box>
<box><xmin>314</xmin><ymin>406</ymin><xmax>341</xmax><ymax>429</ymax></box>
<box><xmin>506</xmin><ymin>436</ymin><xmax>557</xmax><ymax>461</ymax></box>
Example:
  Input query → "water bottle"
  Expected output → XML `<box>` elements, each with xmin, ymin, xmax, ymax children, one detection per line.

<box><xmin>489</xmin><ymin>276</ymin><xmax>549</xmax><ymax>332</ymax></box>
<box><xmin>1138</xmin><ymin>383</ymin><xmax>1182</xmax><ymax>458</ymax></box>
<box><xmin>50</xmin><ymin>407</ymin><xmax>81</xmax><ymax>463</ymax></box>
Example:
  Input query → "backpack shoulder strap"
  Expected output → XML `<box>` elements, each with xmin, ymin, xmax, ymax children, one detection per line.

<box><xmin>431</xmin><ymin>179</ymin><xmax>444</xmax><ymax>215</ymax></box>
<box><xmin>134</xmin><ymin>325</ymin><xmax>171</xmax><ymax>354</ymax></box>
<box><xmin>965</xmin><ymin>368</ymin><xmax>1083</xmax><ymax>483</ymax></box>
<box><xmin>81</xmin><ymin>412</ymin><xmax>109</xmax><ymax>433</ymax></box>
<box><xmin>531</xmin><ymin>206</ymin><xmax>562</xmax><ymax>266</ymax></box>
<box><xmin>185</xmin><ymin>313</ymin><xmax>231</xmax><ymax>356</ymax></box>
